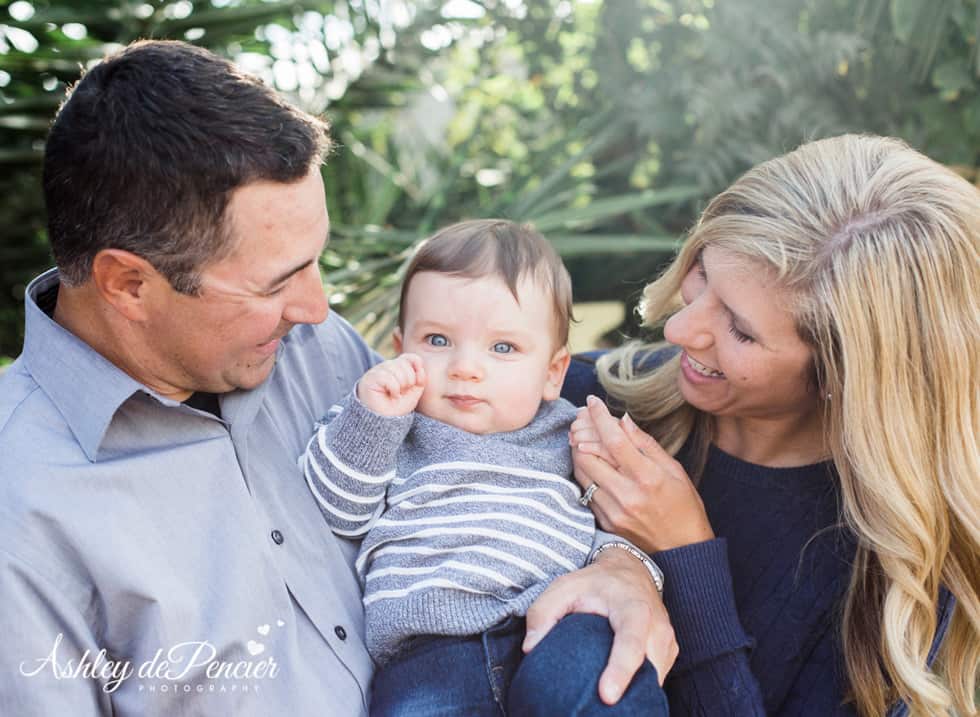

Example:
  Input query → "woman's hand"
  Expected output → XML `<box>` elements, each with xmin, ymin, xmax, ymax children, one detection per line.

<box><xmin>570</xmin><ymin>395</ymin><xmax>714</xmax><ymax>553</ymax></box>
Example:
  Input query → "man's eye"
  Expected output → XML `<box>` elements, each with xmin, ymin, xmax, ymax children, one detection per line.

<box><xmin>492</xmin><ymin>342</ymin><xmax>515</xmax><ymax>354</ymax></box>
<box><xmin>425</xmin><ymin>334</ymin><xmax>449</xmax><ymax>347</ymax></box>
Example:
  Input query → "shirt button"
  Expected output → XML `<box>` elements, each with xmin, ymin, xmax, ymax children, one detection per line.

<box><xmin>271</xmin><ymin>529</ymin><xmax>284</xmax><ymax>545</ymax></box>
<box><xmin>334</xmin><ymin>625</ymin><xmax>347</xmax><ymax>641</ymax></box>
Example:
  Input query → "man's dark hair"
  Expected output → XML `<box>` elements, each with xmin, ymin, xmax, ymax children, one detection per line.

<box><xmin>43</xmin><ymin>40</ymin><xmax>332</xmax><ymax>294</ymax></box>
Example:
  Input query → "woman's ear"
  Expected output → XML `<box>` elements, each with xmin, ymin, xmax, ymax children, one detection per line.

<box><xmin>542</xmin><ymin>346</ymin><xmax>571</xmax><ymax>401</ymax></box>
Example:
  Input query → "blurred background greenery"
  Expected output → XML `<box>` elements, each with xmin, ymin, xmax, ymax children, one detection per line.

<box><xmin>1</xmin><ymin>0</ymin><xmax>978</xmax><ymax>362</ymax></box>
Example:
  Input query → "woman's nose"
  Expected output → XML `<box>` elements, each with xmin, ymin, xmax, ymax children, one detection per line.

<box><xmin>663</xmin><ymin>300</ymin><xmax>713</xmax><ymax>351</ymax></box>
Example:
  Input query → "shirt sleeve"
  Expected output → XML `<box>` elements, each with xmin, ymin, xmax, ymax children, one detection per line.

<box><xmin>302</xmin><ymin>391</ymin><xmax>413</xmax><ymax>537</ymax></box>
<box><xmin>0</xmin><ymin>549</ymin><xmax>111</xmax><ymax>716</ymax></box>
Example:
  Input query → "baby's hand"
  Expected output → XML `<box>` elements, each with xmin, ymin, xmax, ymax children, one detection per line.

<box><xmin>356</xmin><ymin>354</ymin><xmax>427</xmax><ymax>416</ymax></box>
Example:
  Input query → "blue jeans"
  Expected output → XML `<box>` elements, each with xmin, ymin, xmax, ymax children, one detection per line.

<box><xmin>370</xmin><ymin>613</ymin><xmax>669</xmax><ymax>716</ymax></box>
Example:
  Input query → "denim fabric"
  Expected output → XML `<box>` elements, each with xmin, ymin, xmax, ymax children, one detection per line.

<box><xmin>371</xmin><ymin>614</ymin><xmax>669</xmax><ymax>717</ymax></box>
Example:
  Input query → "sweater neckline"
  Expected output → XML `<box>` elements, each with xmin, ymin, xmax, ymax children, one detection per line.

<box><xmin>705</xmin><ymin>443</ymin><xmax>835</xmax><ymax>489</ymax></box>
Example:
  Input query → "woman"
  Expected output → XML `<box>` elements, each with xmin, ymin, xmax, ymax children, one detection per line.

<box><xmin>565</xmin><ymin>134</ymin><xmax>978</xmax><ymax>716</ymax></box>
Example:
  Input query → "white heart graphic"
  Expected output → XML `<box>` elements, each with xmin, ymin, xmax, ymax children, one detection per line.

<box><xmin>257</xmin><ymin>624</ymin><xmax>270</xmax><ymax>636</ymax></box>
<box><xmin>247</xmin><ymin>640</ymin><xmax>265</xmax><ymax>656</ymax></box>
<box><xmin>276</xmin><ymin>620</ymin><xmax>285</xmax><ymax>627</ymax></box>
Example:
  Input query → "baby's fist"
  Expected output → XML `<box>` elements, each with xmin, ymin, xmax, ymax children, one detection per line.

<box><xmin>356</xmin><ymin>354</ymin><xmax>427</xmax><ymax>416</ymax></box>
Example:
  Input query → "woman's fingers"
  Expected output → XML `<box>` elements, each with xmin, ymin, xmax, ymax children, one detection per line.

<box><xmin>576</xmin><ymin>398</ymin><xmax>715</xmax><ymax>553</ymax></box>
<box><xmin>571</xmin><ymin>451</ymin><xmax>643</xmax><ymax>536</ymax></box>
<box><xmin>620</xmin><ymin>413</ymin><xmax>679</xmax><ymax>473</ymax></box>
<box><xmin>585</xmin><ymin>397</ymin><xmax>675</xmax><ymax>477</ymax></box>
<box><xmin>572</xmin><ymin>440</ymin><xmax>616</xmax><ymax>466</ymax></box>
<box><xmin>571</xmin><ymin>446</ymin><xmax>631</xmax><ymax>494</ymax></box>
<box><xmin>584</xmin><ymin>397</ymin><xmax>649</xmax><ymax>476</ymax></box>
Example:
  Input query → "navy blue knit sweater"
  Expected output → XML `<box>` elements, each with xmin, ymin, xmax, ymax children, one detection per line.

<box><xmin>562</xmin><ymin>353</ymin><xmax>953</xmax><ymax>716</ymax></box>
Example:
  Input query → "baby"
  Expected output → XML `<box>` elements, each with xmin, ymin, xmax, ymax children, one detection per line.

<box><xmin>301</xmin><ymin>220</ymin><xmax>660</xmax><ymax>715</ymax></box>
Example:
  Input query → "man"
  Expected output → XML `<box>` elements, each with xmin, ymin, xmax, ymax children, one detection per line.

<box><xmin>0</xmin><ymin>41</ymin><xmax>674</xmax><ymax>715</ymax></box>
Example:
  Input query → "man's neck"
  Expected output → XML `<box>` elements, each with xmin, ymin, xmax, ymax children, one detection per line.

<box><xmin>53</xmin><ymin>283</ymin><xmax>193</xmax><ymax>402</ymax></box>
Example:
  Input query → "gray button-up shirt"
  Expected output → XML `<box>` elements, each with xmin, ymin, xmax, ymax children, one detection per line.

<box><xmin>0</xmin><ymin>269</ymin><xmax>380</xmax><ymax>716</ymax></box>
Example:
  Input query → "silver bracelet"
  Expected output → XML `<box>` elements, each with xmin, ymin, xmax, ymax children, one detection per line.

<box><xmin>590</xmin><ymin>541</ymin><xmax>664</xmax><ymax>595</ymax></box>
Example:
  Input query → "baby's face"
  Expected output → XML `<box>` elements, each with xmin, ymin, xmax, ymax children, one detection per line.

<box><xmin>394</xmin><ymin>271</ymin><xmax>569</xmax><ymax>434</ymax></box>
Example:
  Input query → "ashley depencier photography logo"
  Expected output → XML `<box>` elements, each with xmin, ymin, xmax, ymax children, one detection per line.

<box><xmin>19</xmin><ymin>620</ymin><xmax>285</xmax><ymax>695</ymax></box>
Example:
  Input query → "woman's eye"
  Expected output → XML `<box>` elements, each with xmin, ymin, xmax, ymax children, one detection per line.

<box><xmin>425</xmin><ymin>334</ymin><xmax>449</xmax><ymax>347</ymax></box>
<box><xmin>728</xmin><ymin>324</ymin><xmax>754</xmax><ymax>344</ymax></box>
<box><xmin>492</xmin><ymin>342</ymin><xmax>515</xmax><ymax>354</ymax></box>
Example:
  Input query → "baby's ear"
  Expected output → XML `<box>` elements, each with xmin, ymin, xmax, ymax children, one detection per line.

<box><xmin>391</xmin><ymin>327</ymin><xmax>403</xmax><ymax>354</ymax></box>
<box><xmin>542</xmin><ymin>346</ymin><xmax>571</xmax><ymax>401</ymax></box>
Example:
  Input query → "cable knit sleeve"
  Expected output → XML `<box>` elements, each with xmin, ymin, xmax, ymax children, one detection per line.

<box><xmin>655</xmin><ymin>539</ymin><xmax>766</xmax><ymax>715</ymax></box>
<box><xmin>656</xmin><ymin>539</ymin><xmax>863</xmax><ymax>716</ymax></box>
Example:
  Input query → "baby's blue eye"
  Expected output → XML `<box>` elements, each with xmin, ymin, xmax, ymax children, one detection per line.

<box><xmin>426</xmin><ymin>334</ymin><xmax>449</xmax><ymax>347</ymax></box>
<box><xmin>492</xmin><ymin>342</ymin><xmax>515</xmax><ymax>354</ymax></box>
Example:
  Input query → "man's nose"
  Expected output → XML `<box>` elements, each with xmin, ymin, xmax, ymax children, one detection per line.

<box><xmin>282</xmin><ymin>263</ymin><xmax>329</xmax><ymax>326</ymax></box>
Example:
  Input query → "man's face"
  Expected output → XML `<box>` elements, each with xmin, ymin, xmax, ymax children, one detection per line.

<box><xmin>142</xmin><ymin>167</ymin><xmax>330</xmax><ymax>397</ymax></box>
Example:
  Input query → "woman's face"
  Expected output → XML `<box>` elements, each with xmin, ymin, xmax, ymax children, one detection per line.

<box><xmin>663</xmin><ymin>245</ymin><xmax>819</xmax><ymax>422</ymax></box>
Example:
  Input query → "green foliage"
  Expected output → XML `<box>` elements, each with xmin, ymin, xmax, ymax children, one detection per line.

<box><xmin>324</xmin><ymin>0</ymin><xmax>980</xmax><ymax>344</ymax></box>
<box><xmin>2</xmin><ymin>0</ymin><xmax>978</xmax><ymax>356</ymax></box>
<box><xmin>0</xmin><ymin>0</ymin><xmax>358</xmax><ymax>357</ymax></box>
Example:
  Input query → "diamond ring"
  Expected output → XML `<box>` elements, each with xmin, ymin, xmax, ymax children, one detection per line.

<box><xmin>578</xmin><ymin>482</ymin><xmax>600</xmax><ymax>507</ymax></box>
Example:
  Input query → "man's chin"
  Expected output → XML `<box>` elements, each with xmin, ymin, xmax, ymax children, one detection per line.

<box><xmin>229</xmin><ymin>356</ymin><xmax>277</xmax><ymax>392</ymax></box>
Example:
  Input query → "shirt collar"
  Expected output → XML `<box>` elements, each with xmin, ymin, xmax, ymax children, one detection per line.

<box><xmin>21</xmin><ymin>268</ymin><xmax>145</xmax><ymax>462</ymax></box>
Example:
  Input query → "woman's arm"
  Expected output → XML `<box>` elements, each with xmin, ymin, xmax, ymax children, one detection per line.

<box><xmin>655</xmin><ymin>538</ymin><xmax>858</xmax><ymax>716</ymax></box>
<box><xmin>570</xmin><ymin>397</ymin><xmax>860</xmax><ymax>715</ymax></box>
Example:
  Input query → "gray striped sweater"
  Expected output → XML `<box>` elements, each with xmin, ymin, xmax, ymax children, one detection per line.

<box><xmin>302</xmin><ymin>392</ymin><xmax>593</xmax><ymax>664</ymax></box>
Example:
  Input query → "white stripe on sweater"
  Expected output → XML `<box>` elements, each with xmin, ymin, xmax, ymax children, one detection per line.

<box><xmin>368</xmin><ymin>544</ymin><xmax>549</xmax><ymax>581</ymax></box>
<box><xmin>389</xmin><ymin>481</ymin><xmax>586</xmax><ymax>516</ymax></box>
<box><xmin>357</xmin><ymin>526</ymin><xmax>581</xmax><ymax>574</ymax></box>
<box><xmin>314</xmin><ymin>428</ymin><xmax>395</xmax><ymax>485</ymax></box>
<box><xmin>366</xmin><ymin>560</ymin><xmax>522</xmax><ymax>590</ymax></box>
<box><xmin>304</xmin><ymin>447</ymin><xmax>386</xmax><ymax>505</ymax></box>
<box><xmin>363</xmin><ymin>577</ymin><xmax>506</xmax><ymax>606</ymax></box>
<box><xmin>309</xmin><ymin>498</ymin><xmax>384</xmax><ymax>536</ymax></box>
<box><xmin>398</xmin><ymin>462</ymin><xmax>580</xmax><ymax>498</ymax></box>
<box><xmin>374</xmin><ymin>513</ymin><xmax>592</xmax><ymax>554</ymax></box>
<box><xmin>395</xmin><ymin>495</ymin><xmax>593</xmax><ymax>533</ymax></box>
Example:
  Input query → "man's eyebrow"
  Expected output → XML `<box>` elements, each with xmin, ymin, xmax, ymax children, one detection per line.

<box><xmin>262</xmin><ymin>234</ymin><xmax>329</xmax><ymax>291</ymax></box>
<box><xmin>263</xmin><ymin>259</ymin><xmax>314</xmax><ymax>291</ymax></box>
<box><xmin>698</xmin><ymin>251</ymin><xmax>761</xmax><ymax>339</ymax></box>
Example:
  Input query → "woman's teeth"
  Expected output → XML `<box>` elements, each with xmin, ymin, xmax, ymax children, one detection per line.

<box><xmin>688</xmin><ymin>354</ymin><xmax>724</xmax><ymax>377</ymax></box>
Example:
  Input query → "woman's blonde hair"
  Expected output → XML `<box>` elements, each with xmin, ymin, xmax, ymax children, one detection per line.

<box><xmin>599</xmin><ymin>134</ymin><xmax>979</xmax><ymax>716</ymax></box>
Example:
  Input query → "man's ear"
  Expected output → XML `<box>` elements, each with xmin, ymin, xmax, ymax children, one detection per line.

<box><xmin>542</xmin><ymin>346</ymin><xmax>571</xmax><ymax>401</ymax></box>
<box><xmin>391</xmin><ymin>326</ymin><xmax>404</xmax><ymax>354</ymax></box>
<box><xmin>90</xmin><ymin>249</ymin><xmax>160</xmax><ymax>322</ymax></box>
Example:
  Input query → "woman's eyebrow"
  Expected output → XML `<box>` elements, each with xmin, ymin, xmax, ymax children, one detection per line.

<box><xmin>698</xmin><ymin>251</ymin><xmax>762</xmax><ymax>340</ymax></box>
